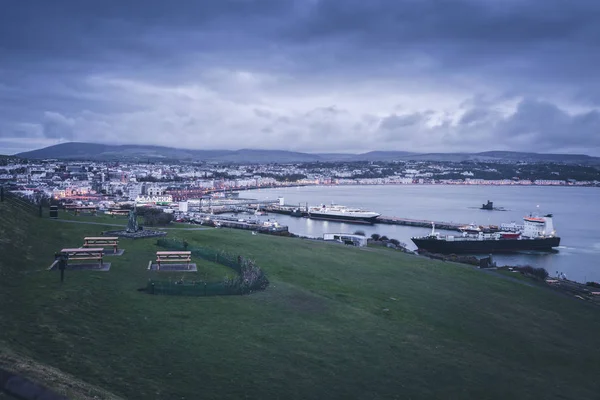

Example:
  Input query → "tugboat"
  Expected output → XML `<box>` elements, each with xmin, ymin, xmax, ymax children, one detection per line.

<box><xmin>411</xmin><ymin>214</ymin><xmax>560</xmax><ymax>254</ymax></box>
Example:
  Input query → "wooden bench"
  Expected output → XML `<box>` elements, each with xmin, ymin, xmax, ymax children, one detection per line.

<box><xmin>156</xmin><ymin>251</ymin><xmax>191</xmax><ymax>270</ymax></box>
<box><xmin>107</xmin><ymin>209</ymin><xmax>130</xmax><ymax>216</ymax></box>
<box><xmin>60</xmin><ymin>248</ymin><xmax>104</xmax><ymax>266</ymax></box>
<box><xmin>83</xmin><ymin>237</ymin><xmax>119</xmax><ymax>253</ymax></box>
<box><xmin>64</xmin><ymin>205</ymin><xmax>97</xmax><ymax>215</ymax></box>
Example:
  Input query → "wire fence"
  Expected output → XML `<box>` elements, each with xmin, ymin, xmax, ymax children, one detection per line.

<box><xmin>144</xmin><ymin>279</ymin><xmax>241</xmax><ymax>296</ymax></box>
<box><xmin>146</xmin><ymin>238</ymin><xmax>269</xmax><ymax>296</ymax></box>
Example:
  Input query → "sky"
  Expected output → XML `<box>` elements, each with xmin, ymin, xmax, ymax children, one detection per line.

<box><xmin>1</xmin><ymin>0</ymin><xmax>600</xmax><ymax>155</ymax></box>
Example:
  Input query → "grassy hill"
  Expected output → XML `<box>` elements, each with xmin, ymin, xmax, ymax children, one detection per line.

<box><xmin>1</xmin><ymin>202</ymin><xmax>600</xmax><ymax>399</ymax></box>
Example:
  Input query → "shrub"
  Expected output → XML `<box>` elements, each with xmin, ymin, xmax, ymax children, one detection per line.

<box><xmin>370</xmin><ymin>233</ymin><xmax>381</xmax><ymax>241</ymax></box>
<box><xmin>380</xmin><ymin>235</ymin><xmax>389</xmax><ymax>241</ymax></box>
<box><xmin>389</xmin><ymin>238</ymin><xmax>400</xmax><ymax>246</ymax></box>
<box><xmin>143</xmin><ymin>208</ymin><xmax>174</xmax><ymax>226</ymax></box>
<box><xmin>353</xmin><ymin>230</ymin><xmax>366</xmax><ymax>236</ymax></box>
<box><xmin>586</xmin><ymin>281</ymin><xmax>600</xmax><ymax>288</ymax></box>
<box><xmin>515</xmin><ymin>265</ymin><xmax>549</xmax><ymax>280</ymax></box>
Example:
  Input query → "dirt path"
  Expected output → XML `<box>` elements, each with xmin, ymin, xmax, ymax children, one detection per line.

<box><xmin>50</xmin><ymin>219</ymin><xmax>211</xmax><ymax>231</ymax></box>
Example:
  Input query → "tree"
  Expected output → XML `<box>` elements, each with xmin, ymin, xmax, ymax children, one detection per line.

<box><xmin>142</xmin><ymin>208</ymin><xmax>174</xmax><ymax>226</ymax></box>
<box><xmin>389</xmin><ymin>238</ymin><xmax>400</xmax><ymax>246</ymax></box>
<box><xmin>371</xmin><ymin>233</ymin><xmax>381</xmax><ymax>241</ymax></box>
<box><xmin>380</xmin><ymin>235</ymin><xmax>389</xmax><ymax>241</ymax></box>
<box><xmin>353</xmin><ymin>230</ymin><xmax>366</xmax><ymax>236</ymax></box>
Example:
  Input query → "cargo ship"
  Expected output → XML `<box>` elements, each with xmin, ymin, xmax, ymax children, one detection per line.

<box><xmin>308</xmin><ymin>204</ymin><xmax>380</xmax><ymax>224</ymax></box>
<box><xmin>411</xmin><ymin>214</ymin><xmax>560</xmax><ymax>253</ymax></box>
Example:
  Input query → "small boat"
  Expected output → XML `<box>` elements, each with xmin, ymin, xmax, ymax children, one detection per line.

<box><xmin>458</xmin><ymin>223</ymin><xmax>482</xmax><ymax>234</ymax></box>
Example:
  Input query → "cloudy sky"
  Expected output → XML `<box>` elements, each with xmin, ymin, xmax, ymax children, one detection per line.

<box><xmin>1</xmin><ymin>0</ymin><xmax>600</xmax><ymax>155</ymax></box>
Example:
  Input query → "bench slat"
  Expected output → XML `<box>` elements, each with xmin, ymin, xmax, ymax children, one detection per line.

<box><xmin>62</xmin><ymin>248</ymin><xmax>104</xmax><ymax>252</ymax></box>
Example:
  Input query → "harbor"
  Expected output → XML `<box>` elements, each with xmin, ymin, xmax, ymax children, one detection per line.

<box><xmin>174</xmin><ymin>199</ymin><xmax>469</xmax><ymax>232</ymax></box>
<box><xmin>61</xmin><ymin>184</ymin><xmax>596</xmax><ymax>283</ymax></box>
<box><xmin>262</xmin><ymin>204</ymin><xmax>467</xmax><ymax>231</ymax></box>
<box><xmin>39</xmin><ymin>182</ymin><xmax>600</xmax><ymax>283</ymax></box>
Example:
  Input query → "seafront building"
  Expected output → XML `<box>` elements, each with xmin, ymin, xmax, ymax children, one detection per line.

<box><xmin>1</xmin><ymin>158</ymin><xmax>598</xmax><ymax>205</ymax></box>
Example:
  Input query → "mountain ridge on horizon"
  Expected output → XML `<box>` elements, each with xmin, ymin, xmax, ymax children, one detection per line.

<box><xmin>13</xmin><ymin>142</ymin><xmax>600</xmax><ymax>165</ymax></box>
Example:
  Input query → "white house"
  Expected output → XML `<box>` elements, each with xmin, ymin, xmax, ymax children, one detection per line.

<box><xmin>323</xmin><ymin>233</ymin><xmax>368</xmax><ymax>247</ymax></box>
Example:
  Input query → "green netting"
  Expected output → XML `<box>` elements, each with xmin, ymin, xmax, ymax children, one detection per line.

<box><xmin>148</xmin><ymin>238</ymin><xmax>269</xmax><ymax>296</ymax></box>
<box><xmin>145</xmin><ymin>280</ymin><xmax>241</xmax><ymax>296</ymax></box>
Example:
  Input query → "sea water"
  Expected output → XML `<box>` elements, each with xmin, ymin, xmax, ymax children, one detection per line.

<box><xmin>243</xmin><ymin>185</ymin><xmax>600</xmax><ymax>283</ymax></box>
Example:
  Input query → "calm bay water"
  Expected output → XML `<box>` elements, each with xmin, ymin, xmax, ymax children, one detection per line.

<box><xmin>242</xmin><ymin>185</ymin><xmax>600</xmax><ymax>283</ymax></box>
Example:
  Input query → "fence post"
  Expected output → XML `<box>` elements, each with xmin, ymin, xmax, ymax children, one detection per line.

<box><xmin>59</xmin><ymin>254</ymin><xmax>67</xmax><ymax>283</ymax></box>
<box><xmin>0</xmin><ymin>186</ymin><xmax>4</xmax><ymax>202</ymax></box>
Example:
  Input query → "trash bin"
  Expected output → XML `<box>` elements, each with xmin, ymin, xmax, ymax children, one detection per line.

<box><xmin>49</xmin><ymin>205</ymin><xmax>58</xmax><ymax>219</ymax></box>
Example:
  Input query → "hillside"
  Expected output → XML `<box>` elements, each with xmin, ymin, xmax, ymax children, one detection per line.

<box><xmin>1</xmin><ymin>201</ymin><xmax>600</xmax><ymax>399</ymax></box>
<box><xmin>14</xmin><ymin>142</ymin><xmax>600</xmax><ymax>164</ymax></box>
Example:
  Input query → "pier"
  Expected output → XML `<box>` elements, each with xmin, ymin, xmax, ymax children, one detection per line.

<box><xmin>264</xmin><ymin>205</ymin><xmax>466</xmax><ymax>231</ymax></box>
<box><xmin>375</xmin><ymin>216</ymin><xmax>464</xmax><ymax>231</ymax></box>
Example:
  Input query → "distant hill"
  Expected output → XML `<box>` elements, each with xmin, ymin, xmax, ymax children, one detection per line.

<box><xmin>213</xmin><ymin>149</ymin><xmax>323</xmax><ymax>164</ymax></box>
<box><xmin>474</xmin><ymin>151</ymin><xmax>600</xmax><ymax>164</ymax></box>
<box><xmin>14</xmin><ymin>142</ymin><xmax>600</xmax><ymax>164</ymax></box>
<box><xmin>16</xmin><ymin>143</ymin><xmax>231</xmax><ymax>162</ymax></box>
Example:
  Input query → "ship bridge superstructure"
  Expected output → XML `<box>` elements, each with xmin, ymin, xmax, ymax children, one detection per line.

<box><xmin>522</xmin><ymin>214</ymin><xmax>556</xmax><ymax>238</ymax></box>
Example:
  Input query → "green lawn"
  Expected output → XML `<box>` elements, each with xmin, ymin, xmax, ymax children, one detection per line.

<box><xmin>1</xmin><ymin>200</ymin><xmax>600</xmax><ymax>399</ymax></box>
<box><xmin>54</xmin><ymin>210</ymin><xmax>130</xmax><ymax>224</ymax></box>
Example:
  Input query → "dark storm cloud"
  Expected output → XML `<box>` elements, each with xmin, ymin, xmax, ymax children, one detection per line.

<box><xmin>494</xmin><ymin>99</ymin><xmax>600</xmax><ymax>149</ymax></box>
<box><xmin>1</xmin><ymin>0</ymin><xmax>600</xmax><ymax>154</ymax></box>
<box><xmin>286</xmin><ymin>0</ymin><xmax>600</xmax><ymax>87</ymax></box>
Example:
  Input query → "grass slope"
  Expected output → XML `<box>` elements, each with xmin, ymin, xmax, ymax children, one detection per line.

<box><xmin>1</xmin><ymin>201</ymin><xmax>600</xmax><ymax>399</ymax></box>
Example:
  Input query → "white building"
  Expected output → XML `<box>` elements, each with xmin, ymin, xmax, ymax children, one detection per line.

<box><xmin>323</xmin><ymin>233</ymin><xmax>368</xmax><ymax>247</ymax></box>
<box><xmin>146</xmin><ymin>186</ymin><xmax>165</xmax><ymax>196</ymax></box>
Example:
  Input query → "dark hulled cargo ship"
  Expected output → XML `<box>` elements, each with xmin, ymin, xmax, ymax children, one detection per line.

<box><xmin>411</xmin><ymin>214</ymin><xmax>560</xmax><ymax>254</ymax></box>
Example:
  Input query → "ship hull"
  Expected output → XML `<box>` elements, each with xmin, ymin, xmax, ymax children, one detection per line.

<box><xmin>308</xmin><ymin>212</ymin><xmax>379</xmax><ymax>224</ymax></box>
<box><xmin>411</xmin><ymin>236</ymin><xmax>561</xmax><ymax>254</ymax></box>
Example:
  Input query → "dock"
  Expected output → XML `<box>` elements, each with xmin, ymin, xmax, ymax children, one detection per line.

<box><xmin>189</xmin><ymin>213</ymin><xmax>289</xmax><ymax>235</ymax></box>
